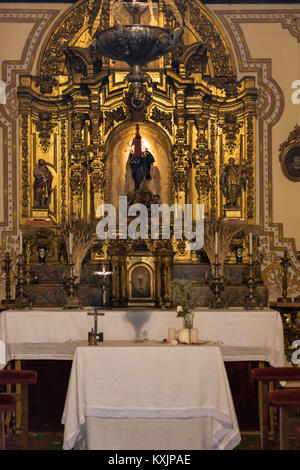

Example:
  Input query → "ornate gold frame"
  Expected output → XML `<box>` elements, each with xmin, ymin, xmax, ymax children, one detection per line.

<box><xmin>13</xmin><ymin>0</ymin><xmax>259</xmax><ymax>308</ymax></box>
<box><xmin>128</xmin><ymin>262</ymin><xmax>155</xmax><ymax>304</ymax></box>
<box><xmin>279</xmin><ymin>128</ymin><xmax>300</xmax><ymax>182</ymax></box>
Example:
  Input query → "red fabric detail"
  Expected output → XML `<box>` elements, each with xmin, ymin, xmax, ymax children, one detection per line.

<box><xmin>250</xmin><ymin>367</ymin><xmax>300</xmax><ymax>383</ymax></box>
<box><xmin>296</xmin><ymin>426</ymin><xmax>300</xmax><ymax>448</ymax></box>
<box><xmin>132</xmin><ymin>124</ymin><xmax>142</xmax><ymax>158</ymax></box>
<box><xmin>0</xmin><ymin>370</ymin><xmax>37</xmax><ymax>385</ymax></box>
<box><xmin>0</xmin><ymin>394</ymin><xmax>16</xmax><ymax>412</ymax></box>
<box><xmin>269</xmin><ymin>389</ymin><xmax>300</xmax><ymax>407</ymax></box>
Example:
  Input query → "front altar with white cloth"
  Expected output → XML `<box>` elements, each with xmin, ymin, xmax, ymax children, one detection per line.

<box><xmin>62</xmin><ymin>342</ymin><xmax>241</xmax><ymax>450</ymax></box>
<box><xmin>0</xmin><ymin>307</ymin><xmax>286</xmax><ymax>448</ymax></box>
<box><xmin>0</xmin><ymin>308</ymin><xmax>285</xmax><ymax>368</ymax></box>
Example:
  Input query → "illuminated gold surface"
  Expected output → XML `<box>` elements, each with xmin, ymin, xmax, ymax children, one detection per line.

<box><xmin>18</xmin><ymin>0</ymin><xmax>257</xmax><ymax>270</ymax></box>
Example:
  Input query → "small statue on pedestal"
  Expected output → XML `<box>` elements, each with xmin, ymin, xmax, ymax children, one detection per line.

<box><xmin>33</xmin><ymin>159</ymin><xmax>53</xmax><ymax>208</ymax></box>
<box><xmin>220</xmin><ymin>157</ymin><xmax>247</xmax><ymax>209</ymax></box>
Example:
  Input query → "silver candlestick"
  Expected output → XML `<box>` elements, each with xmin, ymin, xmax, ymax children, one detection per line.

<box><xmin>244</xmin><ymin>253</ymin><xmax>261</xmax><ymax>310</ymax></box>
<box><xmin>63</xmin><ymin>254</ymin><xmax>82</xmax><ymax>310</ymax></box>
<box><xmin>208</xmin><ymin>253</ymin><xmax>227</xmax><ymax>309</ymax></box>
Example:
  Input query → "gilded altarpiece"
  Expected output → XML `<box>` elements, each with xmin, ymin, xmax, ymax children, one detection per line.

<box><xmin>17</xmin><ymin>0</ymin><xmax>260</xmax><ymax>308</ymax></box>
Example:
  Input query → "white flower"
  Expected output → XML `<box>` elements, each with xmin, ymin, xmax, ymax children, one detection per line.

<box><xmin>177</xmin><ymin>305</ymin><xmax>183</xmax><ymax>313</ymax></box>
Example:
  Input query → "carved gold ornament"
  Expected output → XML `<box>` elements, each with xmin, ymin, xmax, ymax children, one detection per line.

<box><xmin>16</xmin><ymin>0</ymin><xmax>258</xmax><ymax>308</ymax></box>
<box><xmin>279</xmin><ymin>124</ymin><xmax>300</xmax><ymax>182</ymax></box>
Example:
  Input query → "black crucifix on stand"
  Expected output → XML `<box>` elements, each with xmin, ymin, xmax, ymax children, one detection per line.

<box><xmin>87</xmin><ymin>308</ymin><xmax>105</xmax><ymax>343</ymax></box>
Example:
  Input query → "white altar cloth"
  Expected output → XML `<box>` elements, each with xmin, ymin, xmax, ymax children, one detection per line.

<box><xmin>0</xmin><ymin>308</ymin><xmax>285</xmax><ymax>368</ymax></box>
<box><xmin>62</xmin><ymin>342</ymin><xmax>241</xmax><ymax>450</ymax></box>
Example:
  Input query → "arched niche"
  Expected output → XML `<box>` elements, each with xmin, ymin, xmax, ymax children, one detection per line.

<box><xmin>128</xmin><ymin>262</ymin><xmax>155</xmax><ymax>304</ymax></box>
<box><xmin>105</xmin><ymin>121</ymin><xmax>172</xmax><ymax>211</ymax></box>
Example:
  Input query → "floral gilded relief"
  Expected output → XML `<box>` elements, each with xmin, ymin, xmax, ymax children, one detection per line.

<box><xmin>257</xmin><ymin>86</ymin><xmax>271</xmax><ymax>119</ymax></box>
<box><xmin>260</xmin><ymin>243</ymin><xmax>300</xmax><ymax>300</ymax></box>
<box><xmin>5</xmin><ymin>88</ymin><xmax>18</xmax><ymax>120</ymax></box>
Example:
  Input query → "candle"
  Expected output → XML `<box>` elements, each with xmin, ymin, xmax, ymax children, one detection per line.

<box><xmin>178</xmin><ymin>328</ymin><xmax>190</xmax><ymax>343</ymax></box>
<box><xmin>103</xmin><ymin>285</ymin><xmax>106</xmax><ymax>307</ymax></box>
<box><xmin>69</xmin><ymin>231</ymin><xmax>73</xmax><ymax>256</ymax></box>
<box><xmin>19</xmin><ymin>230</ymin><xmax>23</xmax><ymax>255</ymax></box>
<box><xmin>215</xmin><ymin>231</ymin><xmax>218</xmax><ymax>255</ymax></box>
<box><xmin>168</xmin><ymin>328</ymin><xmax>176</xmax><ymax>342</ymax></box>
<box><xmin>249</xmin><ymin>232</ymin><xmax>253</xmax><ymax>256</ymax></box>
<box><xmin>190</xmin><ymin>328</ymin><xmax>199</xmax><ymax>343</ymax></box>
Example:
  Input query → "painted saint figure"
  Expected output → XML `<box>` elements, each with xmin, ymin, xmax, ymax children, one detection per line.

<box><xmin>129</xmin><ymin>125</ymin><xmax>155</xmax><ymax>191</ymax></box>
<box><xmin>33</xmin><ymin>158</ymin><xmax>53</xmax><ymax>208</ymax></box>
<box><xmin>220</xmin><ymin>157</ymin><xmax>247</xmax><ymax>208</ymax></box>
<box><xmin>291</xmin><ymin>155</ymin><xmax>300</xmax><ymax>171</ymax></box>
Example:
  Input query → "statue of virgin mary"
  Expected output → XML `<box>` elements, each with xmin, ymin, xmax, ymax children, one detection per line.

<box><xmin>128</xmin><ymin>125</ymin><xmax>155</xmax><ymax>191</ymax></box>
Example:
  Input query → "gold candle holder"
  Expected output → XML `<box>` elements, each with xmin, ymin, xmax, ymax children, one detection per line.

<box><xmin>88</xmin><ymin>329</ymin><xmax>98</xmax><ymax>346</ymax></box>
<box><xmin>14</xmin><ymin>254</ymin><xmax>32</xmax><ymax>309</ymax></box>
<box><xmin>208</xmin><ymin>254</ymin><xmax>227</xmax><ymax>309</ymax></box>
<box><xmin>63</xmin><ymin>263</ymin><xmax>82</xmax><ymax>310</ymax></box>
<box><xmin>1</xmin><ymin>252</ymin><xmax>14</xmax><ymax>308</ymax></box>
<box><xmin>277</xmin><ymin>251</ymin><xmax>292</xmax><ymax>303</ymax></box>
<box><xmin>244</xmin><ymin>253</ymin><xmax>261</xmax><ymax>310</ymax></box>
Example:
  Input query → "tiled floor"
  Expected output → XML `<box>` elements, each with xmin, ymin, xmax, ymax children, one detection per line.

<box><xmin>3</xmin><ymin>418</ymin><xmax>300</xmax><ymax>450</ymax></box>
<box><xmin>4</xmin><ymin>432</ymin><xmax>64</xmax><ymax>450</ymax></box>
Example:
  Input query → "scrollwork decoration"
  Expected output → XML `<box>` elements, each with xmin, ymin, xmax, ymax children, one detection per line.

<box><xmin>33</xmin><ymin>112</ymin><xmax>56</xmax><ymax>153</ymax></box>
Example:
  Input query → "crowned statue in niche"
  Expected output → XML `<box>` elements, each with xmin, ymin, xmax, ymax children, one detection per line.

<box><xmin>129</xmin><ymin>125</ymin><xmax>155</xmax><ymax>191</ymax></box>
<box><xmin>33</xmin><ymin>158</ymin><xmax>53</xmax><ymax>208</ymax></box>
<box><xmin>220</xmin><ymin>157</ymin><xmax>247</xmax><ymax>208</ymax></box>
<box><xmin>127</xmin><ymin>125</ymin><xmax>160</xmax><ymax>207</ymax></box>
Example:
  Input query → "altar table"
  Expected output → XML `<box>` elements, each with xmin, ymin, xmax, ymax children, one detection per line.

<box><xmin>0</xmin><ymin>308</ymin><xmax>285</xmax><ymax>368</ymax></box>
<box><xmin>62</xmin><ymin>341</ymin><xmax>241</xmax><ymax>450</ymax></box>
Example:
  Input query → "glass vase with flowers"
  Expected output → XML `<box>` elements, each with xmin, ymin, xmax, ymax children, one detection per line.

<box><xmin>172</xmin><ymin>280</ymin><xmax>197</xmax><ymax>342</ymax></box>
